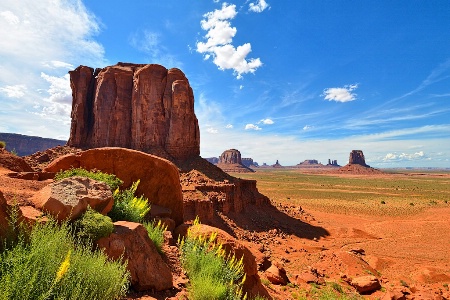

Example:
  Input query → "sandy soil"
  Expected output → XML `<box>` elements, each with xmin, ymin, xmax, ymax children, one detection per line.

<box><xmin>1</xmin><ymin>158</ymin><xmax>449</xmax><ymax>299</ymax></box>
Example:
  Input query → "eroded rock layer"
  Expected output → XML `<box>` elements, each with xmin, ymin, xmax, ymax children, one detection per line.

<box><xmin>67</xmin><ymin>63</ymin><xmax>200</xmax><ymax>161</ymax></box>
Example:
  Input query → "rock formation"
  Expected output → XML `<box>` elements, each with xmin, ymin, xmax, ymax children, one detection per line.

<box><xmin>44</xmin><ymin>148</ymin><xmax>185</xmax><ymax>225</ymax></box>
<box><xmin>204</xmin><ymin>157</ymin><xmax>219</xmax><ymax>164</ymax></box>
<box><xmin>338</xmin><ymin>150</ymin><xmax>383</xmax><ymax>174</ymax></box>
<box><xmin>272</xmin><ymin>160</ymin><xmax>282</xmax><ymax>168</ymax></box>
<box><xmin>216</xmin><ymin>149</ymin><xmax>254</xmax><ymax>173</ymax></box>
<box><xmin>348</xmin><ymin>150</ymin><xmax>367</xmax><ymax>166</ymax></box>
<box><xmin>242</xmin><ymin>158</ymin><xmax>258</xmax><ymax>167</ymax></box>
<box><xmin>67</xmin><ymin>63</ymin><xmax>200</xmax><ymax>161</ymax></box>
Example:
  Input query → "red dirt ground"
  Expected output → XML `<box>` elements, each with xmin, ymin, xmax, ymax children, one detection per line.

<box><xmin>1</xmin><ymin>148</ymin><xmax>449</xmax><ymax>299</ymax></box>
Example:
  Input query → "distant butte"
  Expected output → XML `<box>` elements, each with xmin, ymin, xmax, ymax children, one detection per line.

<box><xmin>338</xmin><ymin>150</ymin><xmax>383</xmax><ymax>174</ymax></box>
<box><xmin>215</xmin><ymin>149</ymin><xmax>255</xmax><ymax>173</ymax></box>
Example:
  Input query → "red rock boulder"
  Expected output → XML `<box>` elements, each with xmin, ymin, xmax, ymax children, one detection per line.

<box><xmin>351</xmin><ymin>275</ymin><xmax>381</xmax><ymax>294</ymax></box>
<box><xmin>97</xmin><ymin>221</ymin><xmax>173</xmax><ymax>291</ymax></box>
<box><xmin>30</xmin><ymin>176</ymin><xmax>113</xmax><ymax>221</ymax></box>
<box><xmin>43</xmin><ymin>147</ymin><xmax>184</xmax><ymax>225</ymax></box>
<box><xmin>0</xmin><ymin>148</ymin><xmax>33</xmax><ymax>172</ymax></box>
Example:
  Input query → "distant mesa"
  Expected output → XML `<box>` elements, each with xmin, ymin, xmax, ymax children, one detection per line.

<box><xmin>242</xmin><ymin>158</ymin><xmax>259</xmax><ymax>168</ymax></box>
<box><xmin>215</xmin><ymin>149</ymin><xmax>255</xmax><ymax>173</ymax></box>
<box><xmin>204</xmin><ymin>157</ymin><xmax>219</xmax><ymax>164</ymax></box>
<box><xmin>296</xmin><ymin>159</ymin><xmax>340</xmax><ymax>168</ymax></box>
<box><xmin>338</xmin><ymin>150</ymin><xmax>383</xmax><ymax>174</ymax></box>
<box><xmin>0</xmin><ymin>133</ymin><xmax>66</xmax><ymax>156</ymax></box>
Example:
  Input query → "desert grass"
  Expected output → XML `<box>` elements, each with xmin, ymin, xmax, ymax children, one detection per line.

<box><xmin>0</xmin><ymin>218</ymin><xmax>129</xmax><ymax>300</ymax></box>
<box><xmin>232</xmin><ymin>169</ymin><xmax>450</xmax><ymax>216</ymax></box>
<box><xmin>143</xmin><ymin>220</ymin><xmax>167</xmax><ymax>254</ymax></box>
<box><xmin>178</xmin><ymin>218</ymin><xmax>246</xmax><ymax>300</ymax></box>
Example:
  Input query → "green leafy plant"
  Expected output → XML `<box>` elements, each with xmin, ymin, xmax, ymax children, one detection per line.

<box><xmin>0</xmin><ymin>219</ymin><xmax>129</xmax><ymax>300</ymax></box>
<box><xmin>108</xmin><ymin>180</ymin><xmax>151</xmax><ymax>223</ymax></box>
<box><xmin>73</xmin><ymin>207</ymin><xmax>114</xmax><ymax>242</ymax></box>
<box><xmin>0</xmin><ymin>141</ymin><xmax>5</xmax><ymax>149</ymax></box>
<box><xmin>54</xmin><ymin>168</ymin><xmax>123</xmax><ymax>191</ymax></box>
<box><xmin>143</xmin><ymin>220</ymin><xmax>167</xmax><ymax>254</ymax></box>
<box><xmin>178</xmin><ymin>217</ymin><xmax>246</xmax><ymax>300</ymax></box>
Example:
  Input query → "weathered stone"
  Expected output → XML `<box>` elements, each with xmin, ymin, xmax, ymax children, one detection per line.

<box><xmin>0</xmin><ymin>191</ymin><xmax>10</xmax><ymax>240</ymax></box>
<box><xmin>44</xmin><ymin>147</ymin><xmax>184</xmax><ymax>225</ymax></box>
<box><xmin>67</xmin><ymin>63</ymin><xmax>200</xmax><ymax>162</ymax></box>
<box><xmin>265</xmin><ymin>261</ymin><xmax>290</xmax><ymax>285</ymax></box>
<box><xmin>0</xmin><ymin>148</ymin><xmax>33</xmax><ymax>172</ymax></box>
<box><xmin>349</xmin><ymin>150</ymin><xmax>367</xmax><ymax>166</ymax></box>
<box><xmin>97</xmin><ymin>221</ymin><xmax>173</xmax><ymax>291</ymax></box>
<box><xmin>351</xmin><ymin>275</ymin><xmax>381</xmax><ymax>294</ymax></box>
<box><xmin>30</xmin><ymin>176</ymin><xmax>113</xmax><ymax>221</ymax></box>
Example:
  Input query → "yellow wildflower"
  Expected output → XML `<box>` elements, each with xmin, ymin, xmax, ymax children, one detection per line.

<box><xmin>56</xmin><ymin>250</ymin><xmax>71</xmax><ymax>282</ymax></box>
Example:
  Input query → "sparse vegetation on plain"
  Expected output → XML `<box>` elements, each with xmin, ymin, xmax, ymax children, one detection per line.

<box><xmin>233</xmin><ymin>169</ymin><xmax>450</xmax><ymax>216</ymax></box>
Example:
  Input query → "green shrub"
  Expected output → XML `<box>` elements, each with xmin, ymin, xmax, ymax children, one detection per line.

<box><xmin>73</xmin><ymin>207</ymin><xmax>114</xmax><ymax>242</ymax></box>
<box><xmin>143</xmin><ymin>220</ymin><xmax>167</xmax><ymax>254</ymax></box>
<box><xmin>178</xmin><ymin>217</ymin><xmax>246</xmax><ymax>300</ymax></box>
<box><xmin>0</xmin><ymin>219</ymin><xmax>129</xmax><ymax>300</ymax></box>
<box><xmin>0</xmin><ymin>141</ymin><xmax>5</xmax><ymax>149</ymax></box>
<box><xmin>108</xmin><ymin>180</ymin><xmax>151</xmax><ymax>223</ymax></box>
<box><xmin>54</xmin><ymin>168</ymin><xmax>123</xmax><ymax>191</ymax></box>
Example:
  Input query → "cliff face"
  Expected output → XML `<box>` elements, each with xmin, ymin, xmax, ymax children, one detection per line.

<box><xmin>349</xmin><ymin>150</ymin><xmax>367</xmax><ymax>166</ymax></box>
<box><xmin>67</xmin><ymin>63</ymin><xmax>200</xmax><ymax>161</ymax></box>
<box><xmin>0</xmin><ymin>133</ymin><xmax>66</xmax><ymax>156</ymax></box>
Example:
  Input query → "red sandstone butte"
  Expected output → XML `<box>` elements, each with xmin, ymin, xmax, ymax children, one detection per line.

<box><xmin>67</xmin><ymin>63</ymin><xmax>200</xmax><ymax>162</ymax></box>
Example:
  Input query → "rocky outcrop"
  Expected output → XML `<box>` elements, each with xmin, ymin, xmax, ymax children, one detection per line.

<box><xmin>67</xmin><ymin>63</ymin><xmax>200</xmax><ymax>162</ymax></box>
<box><xmin>216</xmin><ymin>149</ymin><xmax>254</xmax><ymax>173</ymax></box>
<box><xmin>30</xmin><ymin>176</ymin><xmax>113</xmax><ymax>221</ymax></box>
<box><xmin>349</xmin><ymin>150</ymin><xmax>368</xmax><ymax>166</ymax></box>
<box><xmin>272</xmin><ymin>160</ymin><xmax>282</xmax><ymax>168</ymax></box>
<box><xmin>97</xmin><ymin>221</ymin><xmax>173</xmax><ymax>291</ymax></box>
<box><xmin>204</xmin><ymin>157</ymin><xmax>219</xmax><ymax>164</ymax></box>
<box><xmin>0</xmin><ymin>148</ymin><xmax>34</xmax><ymax>172</ymax></box>
<box><xmin>44</xmin><ymin>147</ymin><xmax>185</xmax><ymax>225</ymax></box>
<box><xmin>242</xmin><ymin>158</ymin><xmax>258</xmax><ymax>168</ymax></box>
<box><xmin>338</xmin><ymin>150</ymin><xmax>383</xmax><ymax>174</ymax></box>
<box><xmin>0</xmin><ymin>133</ymin><xmax>66</xmax><ymax>156</ymax></box>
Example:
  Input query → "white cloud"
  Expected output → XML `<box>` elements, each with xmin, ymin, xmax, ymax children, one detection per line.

<box><xmin>226</xmin><ymin>124</ymin><xmax>233</xmax><ymax>129</ymax></box>
<box><xmin>383</xmin><ymin>151</ymin><xmax>426</xmax><ymax>162</ymax></box>
<box><xmin>245</xmin><ymin>124</ymin><xmax>262</xmax><ymax>130</ymax></box>
<box><xmin>196</xmin><ymin>3</ymin><xmax>263</xmax><ymax>79</ymax></box>
<box><xmin>260</xmin><ymin>118</ymin><xmax>274</xmax><ymax>125</ymax></box>
<box><xmin>303</xmin><ymin>125</ymin><xmax>313</xmax><ymax>131</ymax></box>
<box><xmin>0</xmin><ymin>10</ymin><xmax>20</xmax><ymax>25</ymax></box>
<box><xmin>206</xmin><ymin>127</ymin><xmax>219</xmax><ymax>134</ymax></box>
<box><xmin>323</xmin><ymin>83</ymin><xmax>358</xmax><ymax>102</ymax></box>
<box><xmin>40</xmin><ymin>73</ymin><xmax>72</xmax><ymax>105</ymax></box>
<box><xmin>239</xmin><ymin>85</ymin><xmax>244</xmax><ymax>90</ymax></box>
<box><xmin>0</xmin><ymin>0</ymin><xmax>106</xmax><ymax>139</ymax></box>
<box><xmin>249</xmin><ymin>0</ymin><xmax>270</xmax><ymax>13</ymax></box>
<box><xmin>0</xmin><ymin>85</ymin><xmax>27</xmax><ymax>98</ymax></box>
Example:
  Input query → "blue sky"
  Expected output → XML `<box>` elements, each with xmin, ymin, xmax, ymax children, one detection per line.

<box><xmin>1</xmin><ymin>0</ymin><xmax>450</xmax><ymax>167</ymax></box>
